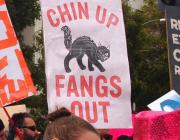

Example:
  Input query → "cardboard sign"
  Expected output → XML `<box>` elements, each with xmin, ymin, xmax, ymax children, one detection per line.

<box><xmin>0</xmin><ymin>104</ymin><xmax>26</xmax><ymax>130</ymax></box>
<box><xmin>41</xmin><ymin>0</ymin><xmax>132</xmax><ymax>128</ymax></box>
<box><xmin>0</xmin><ymin>0</ymin><xmax>36</xmax><ymax>107</ymax></box>
<box><xmin>148</xmin><ymin>90</ymin><xmax>180</xmax><ymax>112</ymax></box>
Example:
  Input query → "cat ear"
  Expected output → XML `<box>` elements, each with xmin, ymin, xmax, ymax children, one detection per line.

<box><xmin>107</xmin><ymin>44</ymin><xmax>110</xmax><ymax>50</ymax></box>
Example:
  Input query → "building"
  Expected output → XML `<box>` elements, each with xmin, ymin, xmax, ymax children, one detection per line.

<box><xmin>128</xmin><ymin>0</ymin><xmax>144</xmax><ymax>10</ymax></box>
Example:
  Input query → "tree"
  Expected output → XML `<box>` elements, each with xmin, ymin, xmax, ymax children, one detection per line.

<box><xmin>123</xmin><ymin>0</ymin><xmax>170</xmax><ymax>112</ymax></box>
<box><xmin>6</xmin><ymin>0</ymin><xmax>40</xmax><ymax>34</ymax></box>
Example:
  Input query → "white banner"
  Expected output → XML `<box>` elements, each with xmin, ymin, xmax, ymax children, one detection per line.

<box><xmin>41</xmin><ymin>0</ymin><xmax>132</xmax><ymax>128</ymax></box>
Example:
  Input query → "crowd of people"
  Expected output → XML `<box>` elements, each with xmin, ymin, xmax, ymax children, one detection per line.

<box><xmin>0</xmin><ymin>107</ymin><xmax>133</xmax><ymax>140</ymax></box>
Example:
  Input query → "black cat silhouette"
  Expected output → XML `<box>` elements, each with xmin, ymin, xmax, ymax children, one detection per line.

<box><xmin>61</xmin><ymin>25</ymin><xmax>110</xmax><ymax>73</ymax></box>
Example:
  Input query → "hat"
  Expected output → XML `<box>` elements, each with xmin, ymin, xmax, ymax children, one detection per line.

<box><xmin>134</xmin><ymin>109</ymin><xmax>180</xmax><ymax>140</ymax></box>
<box><xmin>0</xmin><ymin>119</ymin><xmax>5</xmax><ymax>131</ymax></box>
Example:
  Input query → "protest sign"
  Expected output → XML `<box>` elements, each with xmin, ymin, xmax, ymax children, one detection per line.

<box><xmin>148</xmin><ymin>90</ymin><xmax>180</xmax><ymax>112</ymax></box>
<box><xmin>0</xmin><ymin>0</ymin><xmax>36</xmax><ymax>107</ymax></box>
<box><xmin>41</xmin><ymin>0</ymin><xmax>132</xmax><ymax>128</ymax></box>
<box><xmin>165</xmin><ymin>6</ymin><xmax>180</xmax><ymax>94</ymax></box>
<box><xmin>0</xmin><ymin>104</ymin><xmax>26</xmax><ymax>130</ymax></box>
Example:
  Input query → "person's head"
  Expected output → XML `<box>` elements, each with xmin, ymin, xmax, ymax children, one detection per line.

<box><xmin>8</xmin><ymin>112</ymin><xmax>40</xmax><ymax>140</ymax></box>
<box><xmin>44</xmin><ymin>107</ymin><xmax>101</xmax><ymax>140</ymax></box>
<box><xmin>0</xmin><ymin>119</ymin><xmax>6</xmax><ymax>140</ymax></box>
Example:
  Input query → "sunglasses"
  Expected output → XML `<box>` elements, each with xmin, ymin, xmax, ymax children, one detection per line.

<box><xmin>101</xmin><ymin>134</ymin><xmax>113</xmax><ymax>140</ymax></box>
<box><xmin>101</xmin><ymin>134</ymin><xmax>133</xmax><ymax>140</ymax></box>
<box><xmin>21</xmin><ymin>126</ymin><xmax>37</xmax><ymax>131</ymax></box>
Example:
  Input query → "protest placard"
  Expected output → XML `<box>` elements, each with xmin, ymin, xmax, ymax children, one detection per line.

<box><xmin>148</xmin><ymin>90</ymin><xmax>180</xmax><ymax>111</ymax></box>
<box><xmin>0</xmin><ymin>0</ymin><xmax>36</xmax><ymax>107</ymax></box>
<box><xmin>0</xmin><ymin>104</ymin><xmax>26</xmax><ymax>130</ymax></box>
<box><xmin>41</xmin><ymin>0</ymin><xmax>132</xmax><ymax>128</ymax></box>
<box><xmin>165</xmin><ymin>6</ymin><xmax>180</xmax><ymax>94</ymax></box>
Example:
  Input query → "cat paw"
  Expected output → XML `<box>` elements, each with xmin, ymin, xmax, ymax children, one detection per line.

<box><xmin>89</xmin><ymin>67</ymin><xmax>94</xmax><ymax>71</ymax></box>
<box><xmin>80</xmin><ymin>66</ymin><xmax>86</xmax><ymax>70</ymax></box>
<box><xmin>100</xmin><ymin>68</ymin><xmax>105</xmax><ymax>72</ymax></box>
<box><xmin>65</xmin><ymin>69</ymin><xmax>71</xmax><ymax>73</ymax></box>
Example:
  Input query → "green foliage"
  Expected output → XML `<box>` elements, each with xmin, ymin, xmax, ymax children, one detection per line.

<box><xmin>123</xmin><ymin>0</ymin><xmax>170</xmax><ymax>112</ymax></box>
<box><xmin>30</xmin><ymin>108</ymin><xmax>48</xmax><ymax>133</ymax></box>
<box><xmin>6</xmin><ymin>0</ymin><xmax>40</xmax><ymax>34</ymax></box>
<box><xmin>19</xmin><ymin>30</ymin><xmax>47</xmax><ymax>129</ymax></box>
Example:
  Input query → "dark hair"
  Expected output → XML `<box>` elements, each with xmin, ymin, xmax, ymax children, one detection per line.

<box><xmin>0</xmin><ymin>119</ymin><xmax>5</xmax><ymax>131</ymax></box>
<box><xmin>117</xmin><ymin>135</ymin><xmax>133</xmax><ymax>140</ymax></box>
<box><xmin>11</xmin><ymin>112</ymin><xmax>32</xmax><ymax>128</ymax></box>
<box><xmin>44</xmin><ymin>107</ymin><xmax>100</xmax><ymax>140</ymax></box>
<box><xmin>7</xmin><ymin>112</ymin><xmax>32</xmax><ymax>140</ymax></box>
